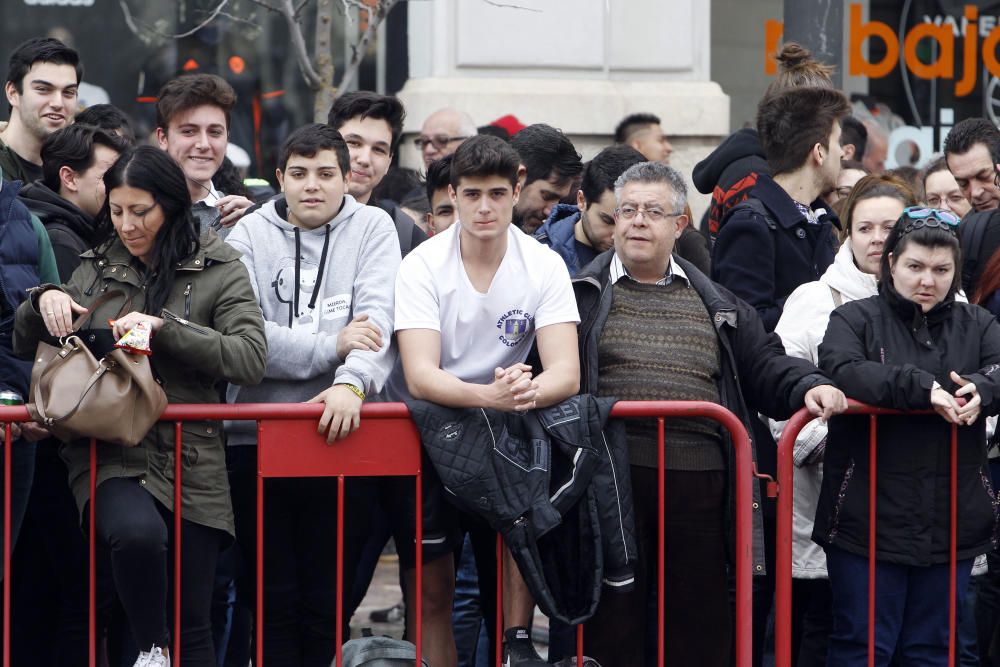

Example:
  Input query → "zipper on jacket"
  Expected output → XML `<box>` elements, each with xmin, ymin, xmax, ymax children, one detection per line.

<box><xmin>162</xmin><ymin>309</ymin><xmax>211</xmax><ymax>335</ymax></box>
<box><xmin>183</xmin><ymin>283</ymin><xmax>193</xmax><ymax>319</ymax></box>
<box><xmin>600</xmin><ymin>431</ymin><xmax>631</xmax><ymax>562</ymax></box>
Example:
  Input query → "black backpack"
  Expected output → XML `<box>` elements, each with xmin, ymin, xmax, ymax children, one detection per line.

<box><xmin>959</xmin><ymin>209</ymin><xmax>994</xmax><ymax>295</ymax></box>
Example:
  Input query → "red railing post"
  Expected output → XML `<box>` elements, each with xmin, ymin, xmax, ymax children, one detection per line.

<box><xmin>3</xmin><ymin>422</ymin><xmax>11</xmax><ymax>667</ymax></box>
<box><xmin>775</xmin><ymin>401</ymin><xmax>965</xmax><ymax>667</ymax></box>
<box><xmin>173</xmin><ymin>422</ymin><xmax>183</xmax><ymax>665</ymax></box>
<box><xmin>255</xmin><ymin>425</ymin><xmax>264</xmax><ymax>667</ymax></box>
<box><xmin>89</xmin><ymin>438</ymin><xmax>97</xmax><ymax>667</ymax></box>
<box><xmin>868</xmin><ymin>415</ymin><xmax>877</xmax><ymax>667</ymax></box>
<box><xmin>657</xmin><ymin>416</ymin><xmax>665</xmax><ymax>666</ymax></box>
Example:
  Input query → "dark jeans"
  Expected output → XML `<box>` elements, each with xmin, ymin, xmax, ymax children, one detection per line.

<box><xmin>825</xmin><ymin>544</ymin><xmax>973</xmax><ymax>667</ymax></box>
<box><xmin>226</xmin><ymin>445</ymin><xmax>368</xmax><ymax>667</ymax></box>
<box><xmin>791</xmin><ymin>578</ymin><xmax>832</xmax><ymax>667</ymax></box>
<box><xmin>92</xmin><ymin>476</ymin><xmax>223</xmax><ymax>667</ymax></box>
<box><xmin>584</xmin><ymin>467</ymin><xmax>730</xmax><ymax>667</ymax></box>
<box><xmin>1</xmin><ymin>436</ymin><xmax>34</xmax><ymax>567</ymax></box>
<box><xmin>11</xmin><ymin>444</ymin><xmax>88</xmax><ymax>667</ymax></box>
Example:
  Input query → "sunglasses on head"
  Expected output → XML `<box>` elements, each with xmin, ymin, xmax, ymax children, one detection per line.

<box><xmin>898</xmin><ymin>206</ymin><xmax>960</xmax><ymax>236</ymax></box>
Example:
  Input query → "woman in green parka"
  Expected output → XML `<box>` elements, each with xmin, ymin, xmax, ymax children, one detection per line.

<box><xmin>13</xmin><ymin>145</ymin><xmax>266</xmax><ymax>667</ymax></box>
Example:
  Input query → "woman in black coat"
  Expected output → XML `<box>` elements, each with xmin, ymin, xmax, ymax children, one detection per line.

<box><xmin>814</xmin><ymin>207</ymin><xmax>1000</xmax><ymax>666</ymax></box>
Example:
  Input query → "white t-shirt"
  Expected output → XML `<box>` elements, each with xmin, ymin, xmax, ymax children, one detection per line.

<box><xmin>394</xmin><ymin>222</ymin><xmax>580</xmax><ymax>386</ymax></box>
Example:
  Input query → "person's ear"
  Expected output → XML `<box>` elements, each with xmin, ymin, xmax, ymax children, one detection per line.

<box><xmin>576</xmin><ymin>189</ymin><xmax>586</xmax><ymax>213</ymax></box>
<box><xmin>155</xmin><ymin>127</ymin><xmax>169</xmax><ymax>150</ymax></box>
<box><xmin>275</xmin><ymin>168</ymin><xmax>285</xmax><ymax>192</ymax></box>
<box><xmin>59</xmin><ymin>165</ymin><xmax>78</xmax><ymax>194</ymax></box>
<box><xmin>448</xmin><ymin>183</ymin><xmax>458</xmax><ymax>207</ymax></box>
<box><xmin>842</xmin><ymin>144</ymin><xmax>856</xmax><ymax>161</ymax></box>
<box><xmin>674</xmin><ymin>213</ymin><xmax>689</xmax><ymax>234</ymax></box>
<box><xmin>814</xmin><ymin>142</ymin><xmax>825</xmax><ymax>166</ymax></box>
<box><xmin>426</xmin><ymin>212</ymin><xmax>435</xmax><ymax>235</ymax></box>
<box><xmin>512</xmin><ymin>179</ymin><xmax>522</xmax><ymax>206</ymax></box>
<box><xmin>516</xmin><ymin>164</ymin><xmax>527</xmax><ymax>189</ymax></box>
<box><xmin>4</xmin><ymin>81</ymin><xmax>18</xmax><ymax>108</ymax></box>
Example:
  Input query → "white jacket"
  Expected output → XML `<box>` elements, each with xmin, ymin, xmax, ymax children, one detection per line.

<box><xmin>772</xmin><ymin>241</ymin><xmax>877</xmax><ymax>579</ymax></box>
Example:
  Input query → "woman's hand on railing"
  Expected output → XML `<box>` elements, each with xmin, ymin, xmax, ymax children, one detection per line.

<box><xmin>951</xmin><ymin>371</ymin><xmax>982</xmax><ymax>426</ymax></box>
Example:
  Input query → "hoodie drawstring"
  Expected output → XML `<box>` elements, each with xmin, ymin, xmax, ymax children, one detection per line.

<box><xmin>291</xmin><ymin>226</ymin><xmax>332</xmax><ymax>325</ymax></box>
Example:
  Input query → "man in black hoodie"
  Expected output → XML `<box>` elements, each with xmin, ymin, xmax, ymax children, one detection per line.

<box><xmin>19</xmin><ymin>124</ymin><xmax>126</xmax><ymax>280</ymax></box>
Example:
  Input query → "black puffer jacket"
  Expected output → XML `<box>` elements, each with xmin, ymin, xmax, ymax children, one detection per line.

<box><xmin>574</xmin><ymin>251</ymin><xmax>832</xmax><ymax>573</ymax></box>
<box><xmin>407</xmin><ymin>394</ymin><xmax>636</xmax><ymax>624</ymax></box>
<box><xmin>815</xmin><ymin>284</ymin><xmax>1000</xmax><ymax>566</ymax></box>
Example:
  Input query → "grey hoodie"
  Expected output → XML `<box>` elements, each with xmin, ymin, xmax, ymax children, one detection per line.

<box><xmin>224</xmin><ymin>195</ymin><xmax>401</xmax><ymax>446</ymax></box>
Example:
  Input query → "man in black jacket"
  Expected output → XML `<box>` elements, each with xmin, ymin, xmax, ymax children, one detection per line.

<box><xmin>712</xmin><ymin>86</ymin><xmax>849</xmax><ymax>334</ymax></box>
<box><xmin>19</xmin><ymin>124</ymin><xmax>126</xmax><ymax>280</ymax></box>
<box><xmin>575</xmin><ymin>161</ymin><xmax>846</xmax><ymax>666</ymax></box>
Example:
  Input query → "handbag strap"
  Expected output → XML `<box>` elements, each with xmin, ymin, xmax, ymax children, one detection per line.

<box><xmin>71</xmin><ymin>289</ymin><xmax>124</xmax><ymax>332</ymax></box>
<box><xmin>31</xmin><ymin>348</ymin><xmax>112</xmax><ymax>425</ymax></box>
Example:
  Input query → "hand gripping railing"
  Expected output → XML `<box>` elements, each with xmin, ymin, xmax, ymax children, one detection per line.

<box><xmin>773</xmin><ymin>401</ymin><xmax>961</xmax><ymax>667</ymax></box>
<box><xmin>0</xmin><ymin>400</ymin><xmax>754</xmax><ymax>667</ymax></box>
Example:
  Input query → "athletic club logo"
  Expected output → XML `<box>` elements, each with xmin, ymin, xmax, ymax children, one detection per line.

<box><xmin>496</xmin><ymin>309</ymin><xmax>534</xmax><ymax>347</ymax></box>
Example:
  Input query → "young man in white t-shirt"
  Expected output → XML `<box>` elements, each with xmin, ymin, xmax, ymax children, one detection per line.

<box><xmin>395</xmin><ymin>135</ymin><xmax>581</xmax><ymax>667</ymax></box>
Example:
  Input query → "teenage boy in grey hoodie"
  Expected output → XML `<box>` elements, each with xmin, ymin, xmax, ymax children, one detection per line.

<box><xmin>224</xmin><ymin>123</ymin><xmax>400</xmax><ymax>665</ymax></box>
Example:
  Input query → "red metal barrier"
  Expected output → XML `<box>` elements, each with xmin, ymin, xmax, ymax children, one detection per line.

<box><xmin>0</xmin><ymin>399</ymin><xmax>754</xmax><ymax>667</ymax></box>
<box><xmin>774</xmin><ymin>401</ymin><xmax>960</xmax><ymax>667</ymax></box>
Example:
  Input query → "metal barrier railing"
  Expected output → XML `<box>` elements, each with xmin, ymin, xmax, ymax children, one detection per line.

<box><xmin>0</xmin><ymin>399</ymin><xmax>755</xmax><ymax>667</ymax></box>
<box><xmin>774</xmin><ymin>400</ymin><xmax>960</xmax><ymax>667</ymax></box>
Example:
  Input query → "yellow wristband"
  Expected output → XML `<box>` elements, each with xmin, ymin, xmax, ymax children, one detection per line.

<box><xmin>338</xmin><ymin>383</ymin><xmax>366</xmax><ymax>401</ymax></box>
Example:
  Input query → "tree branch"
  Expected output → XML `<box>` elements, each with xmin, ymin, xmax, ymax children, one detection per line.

<box><xmin>280</xmin><ymin>0</ymin><xmax>323</xmax><ymax>88</ymax></box>
<box><xmin>245</xmin><ymin>0</ymin><xmax>281</xmax><ymax>12</ymax></box>
<box><xmin>170</xmin><ymin>0</ymin><xmax>230</xmax><ymax>38</ymax></box>
<box><xmin>338</xmin><ymin>0</ymin><xmax>398</xmax><ymax>93</ymax></box>
<box><xmin>482</xmin><ymin>0</ymin><xmax>541</xmax><ymax>11</ymax></box>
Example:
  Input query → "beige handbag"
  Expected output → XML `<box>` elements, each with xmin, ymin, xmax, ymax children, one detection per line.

<box><xmin>26</xmin><ymin>290</ymin><xmax>168</xmax><ymax>447</ymax></box>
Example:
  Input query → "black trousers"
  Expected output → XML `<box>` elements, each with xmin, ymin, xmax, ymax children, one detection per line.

<box><xmin>92</xmin><ymin>477</ymin><xmax>223</xmax><ymax>667</ymax></box>
<box><xmin>584</xmin><ymin>467</ymin><xmax>730</xmax><ymax>667</ymax></box>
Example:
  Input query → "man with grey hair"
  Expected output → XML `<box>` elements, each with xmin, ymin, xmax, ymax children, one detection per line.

<box><xmin>415</xmin><ymin>107</ymin><xmax>477</xmax><ymax>168</ymax></box>
<box><xmin>573</xmin><ymin>161</ymin><xmax>846</xmax><ymax>666</ymax></box>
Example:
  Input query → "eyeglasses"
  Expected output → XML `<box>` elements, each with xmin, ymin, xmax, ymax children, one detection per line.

<box><xmin>899</xmin><ymin>206</ymin><xmax>961</xmax><ymax>236</ymax></box>
<box><xmin>925</xmin><ymin>193</ymin><xmax>968</xmax><ymax>209</ymax></box>
<box><xmin>614</xmin><ymin>205</ymin><xmax>683</xmax><ymax>223</ymax></box>
<box><xmin>413</xmin><ymin>135</ymin><xmax>469</xmax><ymax>151</ymax></box>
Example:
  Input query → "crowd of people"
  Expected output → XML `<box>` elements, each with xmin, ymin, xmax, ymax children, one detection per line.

<box><xmin>3</xmin><ymin>31</ymin><xmax>1000</xmax><ymax>667</ymax></box>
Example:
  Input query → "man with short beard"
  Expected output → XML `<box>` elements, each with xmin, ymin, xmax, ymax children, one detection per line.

<box><xmin>712</xmin><ymin>86</ymin><xmax>849</xmax><ymax>333</ymax></box>
<box><xmin>535</xmin><ymin>144</ymin><xmax>645</xmax><ymax>276</ymax></box>
<box><xmin>509</xmin><ymin>124</ymin><xmax>583</xmax><ymax>234</ymax></box>
<box><xmin>0</xmin><ymin>37</ymin><xmax>80</xmax><ymax>183</ymax></box>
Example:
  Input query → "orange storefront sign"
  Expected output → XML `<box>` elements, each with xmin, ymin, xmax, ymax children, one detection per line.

<box><xmin>766</xmin><ymin>3</ymin><xmax>1000</xmax><ymax>97</ymax></box>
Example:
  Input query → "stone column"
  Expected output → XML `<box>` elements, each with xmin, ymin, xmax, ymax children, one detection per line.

<box><xmin>396</xmin><ymin>0</ymin><xmax>729</xmax><ymax>219</ymax></box>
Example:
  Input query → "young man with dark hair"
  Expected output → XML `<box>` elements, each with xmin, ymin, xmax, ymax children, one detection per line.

<box><xmin>19</xmin><ymin>124</ymin><xmax>126</xmax><ymax>278</ymax></box>
<box><xmin>327</xmin><ymin>91</ymin><xmax>427</xmax><ymax>255</ymax></box>
<box><xmin>613</xmin><ymin>112</ymin><xmax>674</xmax><ymax>164</ymax></box>
<box><xmin>155</xmin><ymin>73</ymin><xmax>254</xmax><ymax>235</ymax></box>
<box><xmin>1</xmin><ymin>37</ymin><xmax>80</xmax><ymax>183</ymax></box>
<box><xmin>712</xmin><ymin>86</ymin><xmax>850</xmax><ymax>332</ymax></box>
<box><xmin>839</xmin><ymin>116</ymin><xmax>867</xmax><ymax>162</ymax></box>
<box><xmin>534</xmin><ymin>144</ymin><xmax>646</xmax><ymax>276</ymax></box>
<box><xmin>225</xmin><ymin>123</ymin><xmax>400</xmax><ymax>665</ymax></box>
<box><xmin>395</xmin><ymin>134</ymin><xmax>580</xmax><ymax>667</ymax></box>
<box><xmin>75</xmin><ymin>103</ymin><xmax>136</xmax><ymax>145</ymax></box>
<box><xmin>424</xmin><ymin>154</ymin><xmax>456</xmax><ymax>234</ymax></box>
<box><xmin>509</xmin><ymin>123</ymin><xmax>583</xmax><ymax>234</ymax></box>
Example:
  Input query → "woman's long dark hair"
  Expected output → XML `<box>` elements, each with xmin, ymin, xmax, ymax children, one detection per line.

<box><xmin>94</xmin><ymin>146</ymin><xmax>200</xmax><ymax>315</ymax></box>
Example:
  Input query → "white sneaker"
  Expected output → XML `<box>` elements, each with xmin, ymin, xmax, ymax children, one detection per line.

<box><xmin>133</xmin><ymin>645</ymin><xmax>170</xmax><ymax>667</ymax></box>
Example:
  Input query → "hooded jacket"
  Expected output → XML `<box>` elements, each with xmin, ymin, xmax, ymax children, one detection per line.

<box><xmin>13</xmin><ymin>231</ymin><xmax>267</xmax><ymax>536</ymax></box>
<box><xmin>692</xmin><ymin>128</ymin><xmax>769</xmax><ymax>241</ymax></box>
<box><xmin>815</xmin><ymin>283</ymin><xmax>1000</xmax><ymax>565</ymax></box>
<box><xmin>574</xmin><ymin>250</ymin><xmax>833</xmax><ymax>573</ymax></box>
<box><xmin>712</xmin><ymin>174</ymin><xmax>840</xmax><ymax>332</ymax></box>
<box><xmin>407</xmin><ymin>394</ymin><xmax>636</xmax><ymax>624</ymax></box>
<box><xmin>772</xmin><ymin>241</ymin><xmax>878</xmax><ymax>578</ymax></box>
<box><xmin>19</xmin><ymin>181</ymin><xmax>98</xmax><ymax>281</ymax></box>
<box><xmin>534</xmin><ymin>203</ymin><xmax>591</xmax><ymax>278</ymax></box>
<box><xmin>224</xmin><ymin>195</ymin><xmax>400</xmax><ymax>444</ymax></box>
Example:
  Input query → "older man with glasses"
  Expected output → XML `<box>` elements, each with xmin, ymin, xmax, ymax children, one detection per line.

<box><xmin>415</xmin><ymin>107</ymin><xmax>476</xmax><ymax>168</ymax></box>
